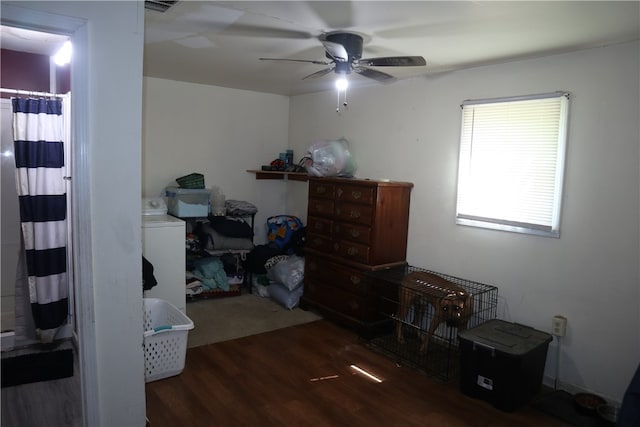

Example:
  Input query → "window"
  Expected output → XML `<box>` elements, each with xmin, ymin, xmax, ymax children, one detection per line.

<box><xmin>456</xmin><ymin>92</ymin><xmax>569</xmax><ymax>237</ymax></box>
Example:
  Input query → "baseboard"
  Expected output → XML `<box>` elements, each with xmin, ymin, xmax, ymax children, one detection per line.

<box><xmin>542</xmin><ymin>374</ymin><xmax>621</xmax><ymax>407</ymax></box>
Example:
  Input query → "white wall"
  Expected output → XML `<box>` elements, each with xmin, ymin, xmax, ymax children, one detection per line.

<box><xmin>289</xmin><ymin>42</ymin><xmax>640</xmax><ymax>403</ymax></box>
<box><xmin>1</xmin><ymin>99</ymin><xmax>19</xmax><ymax>330</ymax></box>
<box><xmin>3</xmin><ymin>2</ymin><xmax>146</xmax><ymax>426</ymax></box>
<box><xmin>142</xmin><ymin>77</ymin><xmax>290</xmax><ymax>243</ymax></box>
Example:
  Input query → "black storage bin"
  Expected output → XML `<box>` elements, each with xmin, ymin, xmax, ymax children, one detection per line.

<box><xmin>458</xmin><ymin>319</ymin><xmax>552</xmax><ymax>412</ymax></box>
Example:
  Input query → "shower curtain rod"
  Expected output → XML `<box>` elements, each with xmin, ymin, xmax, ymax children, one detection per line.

<box><xmin>0</xmin><ymin>87</ymin><xmax>65</xmax><ymax>97</ymax></box>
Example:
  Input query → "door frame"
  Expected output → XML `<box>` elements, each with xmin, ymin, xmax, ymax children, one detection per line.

<box><xmin>1</xmin><ymin>4</ymin><xmax>99</xmax><ymax>426</ymax></box>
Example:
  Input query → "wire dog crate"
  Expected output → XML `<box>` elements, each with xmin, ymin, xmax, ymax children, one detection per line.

<box><xmin>366</xmin><ymin>265</ymin><xmax>498</xmax><ymax>381</ymax></box>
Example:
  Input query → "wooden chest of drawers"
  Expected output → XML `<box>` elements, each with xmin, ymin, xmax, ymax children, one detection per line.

<box><xmin>301</xmin><ymin>177</ymin><xmax>413</xmax><ymax>337</ymax></box>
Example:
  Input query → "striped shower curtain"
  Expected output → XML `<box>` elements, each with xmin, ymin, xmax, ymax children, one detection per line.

<box><xmin>12</xmin><ymin>97</ymin><xmax>68</xmax><ymax>343</ymax></box>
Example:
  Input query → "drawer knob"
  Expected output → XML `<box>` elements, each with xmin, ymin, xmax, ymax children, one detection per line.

<box><xmin>347</xmin><ymin>247</ymin><xmax>359</xmax><ymax>256</ymax></box>
<box><xmin>350</xmin><ymin>275</ymin><xmax>361</xmax><ymax>285</ymax></box>
<box><xmin>337</xmin><ymin>188</ymin><xmax>343</xmax><ymax>198</ymax></box>
<box><xmin>350</xmin><ymin>210</ymin><xmax>361</xmax><ymax>219</ymax></box>
<box><xmin>316</xmin><ymin>186</ymin><xmax>326</xmax><ymax>194</ymax></box>
<box><xmin>350</xmin><ymin>229</ymin><xmax>360</xmax><ymax>238</ymax></box>
<box><xmin>351</xmin><ymin>190</ymin><xmax>362</xmax><ymax>199</ymax></box>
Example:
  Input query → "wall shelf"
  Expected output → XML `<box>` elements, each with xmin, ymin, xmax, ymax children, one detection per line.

<box><xmin>246</xmin><ymin>169</ymin><xmax>309</xmax><ymax>182</ymax></box>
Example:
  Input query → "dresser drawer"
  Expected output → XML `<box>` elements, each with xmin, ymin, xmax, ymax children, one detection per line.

<box><xmin>308</xmin><ymin>198</ymin><xmax>335</xmax><ymax>217</ymax></box>
<box><xmin>307</xmin><ymin>216</ymin><xmax>333</xmax><ymax>235</ymax></box>
<box><xmin>308</xmin><ymin>181</ymin><xmax>335</xmax><ymax>199</ymax></box>
<box><xmin>334</xmin><ymin>222</ymin><xmax>371</xmax><ymax>245</ymax></box>
<box><xmin>334</xmin><ymin>202</ymin><xmax>373</xmax><ymax>225</ymax></box>
<box><xmin>306</xmin><ymin>256</ymin><xmax>366</xmax><ymax>295</ymax></box>
<box><xmin>304</xmin><ymin>279</ymin><xmax>367</xmax><ymax>320</ymax></box>
<box><xmin>336</xmin><ymin>185</ymin><xmax>375</xmax><ymax>205</ymax></box>
<box><xmin>306</xmin><ymin>233</ymin><xmax>334</xmax><ymax>253</ymax></box>
<box><xmin>333</xmin><ymin>240</ymin><xmax>371</xmax><ymax>264</ymax></box>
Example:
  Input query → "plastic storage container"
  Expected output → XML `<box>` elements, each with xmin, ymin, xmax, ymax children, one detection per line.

<box><xmin>143</xmin><ymin>298</ymin><xmax>194</xmax><ymax>382</ymax></box>
<box><xmin>210</xmin><ymin>186</ymin><xmax>226</xmax><ymax>216</ymax></box>
<box><xmin>165</xmin><ymin>187</ymin><xmax>210</xmax><ymax>217</ymax></box>
<box><xmin>458</xmin><ymin>319</ymin><xmax>552</xmax><ymax>411</ymax></box>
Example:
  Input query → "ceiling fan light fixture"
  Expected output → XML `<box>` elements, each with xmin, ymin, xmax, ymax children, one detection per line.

<box><xmin>53</xmin><ymin>40</ymin><xmax>72</xmax><ymax>66</ymax></box>
<box><xmin>334</xmin><ymin>61</ymin><xmax>351</xmax><ymax>75</ymax></box>
<box><xmin>258</xmin><ymin>30</ymin><xmax>426</xmax><ymax>112</ymax></box>
<box><xmin>335</xmin><ymin>71</ymin><xmax>349</xmax><ymax>113</ymax></box>
<box><xmin>335</xmin><ymin>76</ymin><xmax>348</xmax><ymax>91</ymax></box>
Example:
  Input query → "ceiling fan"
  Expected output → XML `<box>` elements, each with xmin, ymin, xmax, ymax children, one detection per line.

<box><xmin>260</xmin><ymin>31</ymin><xmax>426</xmax><ymax>83</ymax></box>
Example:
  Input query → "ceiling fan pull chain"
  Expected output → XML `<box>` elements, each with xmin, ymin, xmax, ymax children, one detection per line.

<box><xmin>336</xmin><ymin>88</ymin><xmax>348</xmax><ymax>113</ymax></box>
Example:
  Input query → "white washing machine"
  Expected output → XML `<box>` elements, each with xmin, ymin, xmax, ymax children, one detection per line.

<box><xmin>142</xmin><ymin>198</ymin><xmax>186</xmax><ymax>313</ymax></box>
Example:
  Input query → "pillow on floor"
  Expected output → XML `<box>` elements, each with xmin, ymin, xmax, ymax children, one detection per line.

<box><xmin>268</xmin><ymin>283</ymin><xmax>304</xmax><ymax>310</ymax></box>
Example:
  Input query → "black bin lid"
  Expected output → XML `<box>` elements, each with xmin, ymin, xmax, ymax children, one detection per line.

<box><xmin>458</xmin><ymin>319</ymin><xmax>552</xmax><ymax>356</ymax></box>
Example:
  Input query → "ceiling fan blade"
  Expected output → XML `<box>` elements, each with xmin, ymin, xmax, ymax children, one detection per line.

<box><xmin>360</xmin><ymin>56</ymin><xmax>427</xmax><ymax>67</ymax></box>
<box><xmin>321</xmin><ymin>40</ymin><xmax>349</xmax><ymax>62</ymax></box>
<box><xmin>308</xmin><ymin>2</ymin><xmax>354</xmax><ymax>30</ymax></box>
<box><xmin>352</xmin><ymin>66</ymin><xmax>396</xmax><ymax>82</ymax></box>
<box><xmin>260</xmin><ymin>58</ymin><xmax>331</xmax><ymax>65</ymax></box>
<box><xmin>223</xmin><ymin>24</ymin><xmax>313</xmax><ymax>40</ymax></box>
<box><xmin>302</xmin><ymin>67</ymin><xmax>335</xmax><ymax>80</ymax></box>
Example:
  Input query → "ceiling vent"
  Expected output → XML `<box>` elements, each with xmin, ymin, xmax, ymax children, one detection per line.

<box><xmin>145</xmin><ymin>1</ymin><xmax>178</xmax><ymax>13</ymax></box>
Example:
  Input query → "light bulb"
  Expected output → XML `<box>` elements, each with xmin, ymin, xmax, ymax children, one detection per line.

<box><xmin>335</xmin><ymin>77</ymin><xmax>348</xmax><ymax>91</ymax></box>
<box><xmin>53</xmin><ymin>41</ymin><xmax>72</xmax><ymax>66</ymax></box>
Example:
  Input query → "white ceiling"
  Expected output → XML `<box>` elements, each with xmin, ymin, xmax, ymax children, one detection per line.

<box><xmin>3</xmin><ymin>1</ymin><xmax>639</xmax><ymax>96</ymax></box>
<box><xmin>1</xmin><ymin>25</ymin><xmax>68</xmax><ymax>56</ymax></box>
<box><xmin>143</xmin><ymin>1</ymin><xmax>640</xmax><ymax>95</ymax></box>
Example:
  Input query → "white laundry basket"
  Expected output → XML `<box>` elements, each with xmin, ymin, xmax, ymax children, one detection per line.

<box><xmin>143</xmin><ymin>298</ymin><xmax>194</xmax><ymax>382</ymax></box>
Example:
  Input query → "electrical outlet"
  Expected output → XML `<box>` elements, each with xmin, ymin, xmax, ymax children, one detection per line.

<box><xmin>552</xmin><ymin>315</ymin><xmax>567</xmax><ymax>337</ymax></box>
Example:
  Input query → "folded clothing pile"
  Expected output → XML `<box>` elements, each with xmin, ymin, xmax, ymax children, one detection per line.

<box><xmin>189</xmin><ymin>257</ymin><xmax>229</xmax><ymax>292</ymax></box>
<box><xmin>195</xmin><ymin>220</ymin><xmax>254</xmax><ymax>251</ymax></box>
<box><xmin>225</xmin><ymin>200</ymin><xmax>258</xmax><ymax>216</ymax></box>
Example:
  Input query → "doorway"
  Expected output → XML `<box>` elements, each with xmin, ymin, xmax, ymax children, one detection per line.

<box><xmin>1</xmin><ymin>3</ymin><xmax>100</xmax><ymax>424</ymax></box>
<box><xmin>0</xmin><ymin>26</ymin><xmax>74</xmax><ymax>348</ymax></box>
<box><xmin>0</xmin><ymin>22</ymin><xmax>84</xmax><ymax>427</ymax></box>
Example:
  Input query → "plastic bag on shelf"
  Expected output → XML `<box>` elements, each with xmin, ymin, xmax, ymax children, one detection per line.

<box><xmin>304</xmin><ymin>138</ymin><xmax>357</xmax><ymax>177</ymax></box>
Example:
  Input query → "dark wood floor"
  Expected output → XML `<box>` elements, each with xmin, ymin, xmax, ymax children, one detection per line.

<box><xmin>145</xmin><ymin>320</ymin><xmax>569</xmax><ymax>427</ymax></box>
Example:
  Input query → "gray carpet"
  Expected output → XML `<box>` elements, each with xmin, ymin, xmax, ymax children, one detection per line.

<box><xmin>186</xmin><ymin>293</ymin><xmax>322</xmax><ymax>348</ymax></box>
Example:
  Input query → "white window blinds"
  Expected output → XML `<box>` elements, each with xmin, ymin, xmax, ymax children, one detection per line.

<box><xmin>456</xmin><ymin>92</ymin><xmax>569</xmax><ymax>237</ymax></box>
